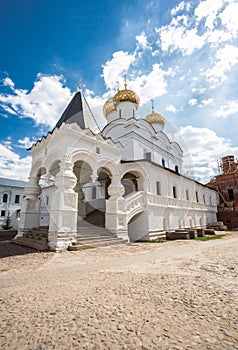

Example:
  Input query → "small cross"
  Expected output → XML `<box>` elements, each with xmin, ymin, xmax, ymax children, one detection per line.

<box><xmin>151</xmin><ymin>99</ymin><xmax>154</xmax><ymax>112</ymax></box>
<box><xmin>124</xmin><ymin>75</ymin><xmax>127</xmax><ymax>89</ymax></box>
<box><xmin>116</xmin><ymin>81</ymin><xmax>120</xmax><ymax>91</ymax></box>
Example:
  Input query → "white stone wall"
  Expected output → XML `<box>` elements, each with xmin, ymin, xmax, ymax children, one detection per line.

<box><xmin>0</xmin><ymin>184</ymin><xmax>25</xmax><ymax>229</ymax></box>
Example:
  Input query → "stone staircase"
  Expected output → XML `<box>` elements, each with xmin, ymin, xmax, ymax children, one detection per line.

<box><xmin>12</xmin><ymin>226</ymin><xmax>49</xmax><ymax>251</ymax></box>
<box><xmin>69</xmin><ymin>210</ymin><xmax>127</xmax><ymax>251</ymax></box>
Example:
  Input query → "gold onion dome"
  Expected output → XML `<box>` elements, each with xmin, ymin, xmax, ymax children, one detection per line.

<box><xmin>103</xmin><ymin>81</ymin><xmax>140</xmax><ymax>117</ymax></box>
<box><xmin>103</xmin><ymin>97</ymin><xmax>117</xmax><ymax>117</ymax></box>
<box><xmin>113</xmin><ymin>85</ymin><xmax>140</xmax><ymax>105</ymax></box>
<box><xmin>144</xmin><ymin>101</ymin><xmax>165</xmax><ymax>126</ymax></box>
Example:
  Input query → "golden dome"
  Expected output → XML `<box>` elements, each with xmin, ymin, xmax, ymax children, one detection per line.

<box><xmin>144</xmin><ymin>102</ymin><xmax>165</xmax><ymax>125</ymax></box>
<box><xmin>103</xmin><ymin>97</ymin><xmax>117</xmax><ymax>117</ymax></box>
<box><xmin>113</xmin><ymin>86</ymin><xmax>140</xmax><ymax>105</ymax></box>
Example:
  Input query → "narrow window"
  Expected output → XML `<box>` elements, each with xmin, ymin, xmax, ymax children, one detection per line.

<box><xmin>119</xmin><ymin>109</ymin><xmax>122</xmax><ymax>118</ymax></box>
<box><xmin>91</xmin><ymin>186</ymin><xmax>97</xmax><ymax>200</ymax></box>
<box><xmin>186</xmin><ymin>190</ymin><xmax>189</xmax><ymax>200</ymax></box>
<box><xmin>173</xmin><ymin>186</ymin><xmax>177</xmax><ymax>198</ymax></box>
<box><xmin>15</xmin><ymin>195</ymin><xmax>20</xmax><ymax>204</ymax></box>
<box><xmin>209</xmin><ymin>196</ymin><xmax>212</xmax><ymax>205</ymax></box>
<box><xmin>228</xmin><ymin>189</ymin><xmax>234</xmax><ymax>201</ymax></box>
<box><xmin>145</xmin><ymin>152</ymin><xmax>151</xmax><ymax>161</ymax></box>
<box><xmin>195</xmin><ymin>191</ymin><xmax>199</xmax><ymax>202</ymax></box>
<box><xmin>203</xmin><ymin>194</ymin><xmax>206</xmax><ymax>204</ymax></box>
<box><xmin>175</xmin><ymin>165</ymin><xmax>179</xmax><ymax>173</ymax></box>
<box><xmin>3</xmin><ymin>193</ymin><xmax>8</xmax><ymax>203</ymax></box>
<box><xmin>156</xmin><ymin>181</ymin><xmax>161</xmax><ymax>195</ymax></box>
<box><xmin>96</xmin><ymin>147</ymin><xmax>100</xmax><ymax>154</ymax></box>
<box><xmin>162</xmin><ymin>158</ymin><xmax>165</xmax><ymax>167</ymax></box>
<box><xmin>1</xmin><ymin>210</ymin><xmax>6</xmax><ymax>217</ymax></box>
<box><xmin>46</xmin><ymin>196</ymin><xmax>49</xmax><ymax>206</ymax></box>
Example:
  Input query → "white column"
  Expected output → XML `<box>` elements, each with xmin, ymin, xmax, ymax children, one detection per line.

<box><xmin>48</xmin><ymin>161</ymin><xmax>78</xmax><ymax>251</ymax></box>
<box><xmin>16</xmin><ymin>176</ymin><xmax>41</xmax><ymax>238</ymax></box>
<box><xmin>105</xmin><ymin>175</ymin><xmax>129</xmax><ymax>241</ymax></box>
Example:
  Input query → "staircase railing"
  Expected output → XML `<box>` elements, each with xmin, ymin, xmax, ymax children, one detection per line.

<box><xmin>124</xmin><ymin>191</ymin><xmax>147</xmax><ymax>223</ymax></box>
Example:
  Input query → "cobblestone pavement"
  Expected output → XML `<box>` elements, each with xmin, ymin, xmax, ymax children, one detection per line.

<box><xmin>0</xmin><ymin>232</ymin><xmax>238</xmax><ymax>350</ymax></box>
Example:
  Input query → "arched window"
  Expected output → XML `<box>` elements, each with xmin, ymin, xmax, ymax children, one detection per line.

<box><xmin>173</xmin><ymin>186</ymin><xmax>177</xmax><ymax>198</ymax></box>
<box><xmin>91</xmin><ymin>186</ymin><xmax>97</xmax><ymax>200</ymax></box>
<box><xmin>203</xmin><ymin>194</ymin><xmax>206</xmax><ymax>204</ymax></box>
<box><xmin>156</xmin><ymin>181</ymin><xmax>161</xmax><ymax>195</ymax></box>
<box><xmin>186</xmin><ymin>189</ymin><xmax>189</xmax><ymax>200</ymax></box>
<box><xmin>162</xmin><ymin>158</ymin><xmax>165</xmax><ymax>167</ymax></box>
<box><xmin>3</xmin><ymin>193</ymin><xmax>8</xmax><ymax>203</ymax></box>
<box><xmin>195</xmin><ymin>191</ymin><xmax>199</xmax><ymax>202</ymax></box>
<box><xmin>175</xmin><ymin>165</ymin><xmax>179</xmax><ymax>173</ymax></box>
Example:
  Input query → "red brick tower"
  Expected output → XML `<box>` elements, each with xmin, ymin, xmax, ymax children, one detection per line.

<box><xmin>207</xmin><ymin>155</ymin><xmax>238</xmax><ymax>229</ymax></box>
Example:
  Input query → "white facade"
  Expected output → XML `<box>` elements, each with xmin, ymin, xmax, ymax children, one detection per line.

<box><xmin>17</xmin><ymin>86</ymin><xmax>218</xmax><ymax>251</ymax></box>
<box><xmin>0</xmin><ymin>178</ymin><xmax>27</xmax><ymax>229</ymax></box>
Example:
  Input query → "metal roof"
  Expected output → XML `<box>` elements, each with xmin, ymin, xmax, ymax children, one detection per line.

<box><xmin>0</xmin><ymin>177</ymin><xmax>27</xmax><ymax>188</ymax></box>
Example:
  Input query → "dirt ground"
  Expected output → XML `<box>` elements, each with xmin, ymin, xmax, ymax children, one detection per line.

<box><xmin>0</xmin><ymin>231</ymin><xmax>238</xmax><ymax>350</ymax></box>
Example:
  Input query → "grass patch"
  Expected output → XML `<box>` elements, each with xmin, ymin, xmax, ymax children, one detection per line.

<box><xmin>195</xmin><ymin>234</ymin><xmax>226</xmax><ymax>241</ymax></box>
<box><xmin>147</xmin><ymin>238</ymin><xmax>167</xmax><ymax>243</ymax></box>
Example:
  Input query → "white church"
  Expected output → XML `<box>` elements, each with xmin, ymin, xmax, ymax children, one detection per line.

<box><xmin>15</xmin><ymin>83</ymin><xmax>218</xmax><ymax>251</ymax></box>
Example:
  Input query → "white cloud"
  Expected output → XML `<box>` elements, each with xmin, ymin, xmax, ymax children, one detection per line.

<box><xmin>214</xmin><ymin>100</ymin><xmax>238</xmax><ymax>118</ymax></box>
<box><xmin>158</xmin><ymin>24</ymin><xmax>206</xmax><ymax>55</ymax></box>
<box><xmin>0</xmin><ymin>143</ymin><xmax>31</xmax><ymax>181</ymax></box>
<box><xmin>206</xmin><ymin>44</ymin><xmax>238</xmax><ymax>86</ymax></box>
<box><xmin>219</xmin><ymin>1</ymin><xmax>238</xmax><ymax>36</ymax></box>
<box><xmin>199</xmin><ymin>98</ymin><xmax>214</xmax><ymax>107</ymax></box>
<box><xmin>171</xmin><ymin>1</ymin><xmax>191</xmax><ymax>16</ymax></box>
<box><xmin>188</xmin><ymin>98</ymin><xmax>198</xmax><ymax>106</ymax></box>
<box><xmin>194</xmin><ymin>0</ymin><xmax>224</xmax><ymax>29</ymax></box>
<box><xmin>0</xmin><ymin>74</ymin><xmax>73</xmax><ymax>128</ymax></box>
<box><xmin>175</xmin><ymin>125</ymin><xmax>238</xmax><ymax>182</ymax></box>
<box><xmin>128</xmin><ymin>63</ymin><xmax>168</xmax><ymax>104</ymax></box>
<box><xmin>102</xmin><ymin>51</ymin><xmax>136</xmax><ymax>89</ymax></box>
<box><xmin>18</xmin><ymin>137</ymin><xmax>36</xmax><ymax>149</ymax></box>
<box><xmin>136</xmin><ymin>31</ymin><xmax>150</xmax><ymax>50</ymax></box>
<box><xmin>3</xmin><ymin>77</ymin><xmax>15</xmax><ymax>89</ymax></box>
<box><xmin>166</xmin><ymin>104</ymin><xmax>177</xmax><ymax>113</ymax></box>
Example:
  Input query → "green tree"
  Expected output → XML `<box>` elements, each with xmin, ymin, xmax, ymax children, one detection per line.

<box><xmin>2</xmin><ymin>212</ymin><xmax>13</xmax><ymax>230</ymax></box>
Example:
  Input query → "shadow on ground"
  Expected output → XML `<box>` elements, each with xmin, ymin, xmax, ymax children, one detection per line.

<box><xmin>0</xmin><ymin>240</ymin><xmax>38</xmax><ymax>259</ymax></box>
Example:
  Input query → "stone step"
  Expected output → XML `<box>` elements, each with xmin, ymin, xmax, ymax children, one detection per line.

<box><xmin>12</xmin><ymin>237</ymin><xmax>49</xmax><ymax>251</ymax></box>
<box><xmin>75</xmin><ymin>236</ymin><xmax>122</xmax><ymax>244</ymax></box>
<box><xmin>69</xmin><ymin>239</ymin><xmax>126</xmax><ymax>251</ymax></box>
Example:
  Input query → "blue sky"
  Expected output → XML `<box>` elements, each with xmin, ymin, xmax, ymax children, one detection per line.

<box><xmin>0</xmin><ymin>0</ymin><xmax>238</xmax><ymax>183</ymax></box>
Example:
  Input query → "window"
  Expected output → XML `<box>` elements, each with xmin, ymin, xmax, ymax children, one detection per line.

<box><xmin>175</xmin><ymin>165</ymin><xmax>179</xmax><ymax>173</ymax></box>
<box><xmin>15</xmin><ymin>195</ymin><xmax>20</xmax><ymax>204</ymax></box>
<box><xmin>203</xmin><ymin>194</ymin><xmax>206</xmax><ymax>204</ymax></box>
<box><xmin>1</xmin><ymin>210</ymin><xmax>6</xmax><ymax>217</ymax></box>
<box><xmin>195</xmin><ymin>191</ymin><xmax>199</xmax><ymax>202</ymax></box>
<box><xmin>46</xmin><ymin>196</ymin><xmax>49</xmax><ymax>206</ymax></box>
<box><xmin>145</xmin><ymin>152</ymin><xmax>151</xmax><ymax>161</ymax></box>
<box><xmin>91</xmin><ymin>186</ymin><xmax>97</xmax><ymax>200</ymax></box>
<box><xmin>3</xmin><ymin>193</ymin><xmax>8</xmax><ymax>203</ymax></box>
<box><xmin>186</xmin><ymin>190</ymin><xmax>189</xmax><ymax>200</ymax></box>
<box><xmin>228</xmin><ymin>189</ymin><xmax>234</xmax><ymax>201</ymax></box>
<box><xmin>162</xmin><ymin>158</ymin><xmax>165</xmax><ymax>167</ymax></box>
<box><xmin>173</xmin><ymin>186</ymin><xmax>177</xmax><ymax>198</ymax></box>
<box><xmin>96</xmin><ymin>147</ymin><xmax>100</xmax><ymax>154</ymax></box>
<box><xmin>156</xmin><ymin>181</ymin><xmax>161</xmax><ymax>195</ymax></box>
<box><xmin>210</xmin><ymin>196</ymin><xmax>212</xmax><ymax>205</ymax></box>
<box><xmin>119</xmin><ymin>109</ymin><xmax>122</xmax><ymax>118</ymax></box>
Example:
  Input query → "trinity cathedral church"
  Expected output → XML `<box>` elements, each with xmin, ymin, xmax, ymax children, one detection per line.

<box><xmin>15</xmin><ymin>83</ymin><xmax>218</xmax><ymax>251</ymax></box>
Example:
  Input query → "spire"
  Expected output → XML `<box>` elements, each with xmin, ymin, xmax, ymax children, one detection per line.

<box><xmin>55</xmin><ymin>90</ymin><xmax>100</xmax><ymax>134</ymax></box>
